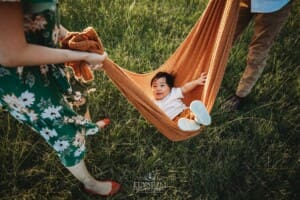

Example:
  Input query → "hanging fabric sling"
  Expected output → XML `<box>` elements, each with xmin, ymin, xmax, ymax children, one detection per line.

<box><xmin>62</xmin><ymin>0</ymin><xmax>240</xmax><ymax>141</ymax></box>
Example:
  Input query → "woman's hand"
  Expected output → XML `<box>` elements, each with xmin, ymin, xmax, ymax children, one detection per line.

<box><xmin>85</xmin><ymin>52</ymin><xmax>108</xmax><ymax>71</ymax></box>
<box><xmin>0</xmin><ymin>4</ymin><xmax>108</xmax><ymax>68</ymax></box>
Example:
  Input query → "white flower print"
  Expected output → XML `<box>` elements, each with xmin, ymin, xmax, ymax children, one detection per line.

<box><xmin>34</xmin><ymin>15</ymin><xmax>47</xmax><ymax>30</ymax></box>
<box><xmin>10</xmin><ymin>110</ymin><xmax>26</xmax><ymax>122</ymax></box>
<box><xmin>27</xmin><ymin>110</ymin><xmax>38</xmax><ymax>122</ymax></box>
<box><xmin>51</xmin><ymin>65</ymin><xmax>66</xmax><ymax>79</ymax></box>
<box><xmin>25</xmin><ymin>72</ymin><xmax>35</xmax><ymax>88</ymax></box>
<box><xmin>53</xmin><ymin>140</ymin><xmax>70</xmax><ymax>152</ymax></box>
<box><xmin>74</xmin><ymin>115</ymin><xmax>87</xmax><ymax>125</ymax></box>
<box><xmin>67</xmin><ymin>88</ymin><xmax>72</xmax><ymax>94</ymax></box>
<box><xmin>3</xmin><ymin>94</ymin><xmax>17</xmax><ymax>105</ymax></box>
<box><xmin>74</xmin><ymin>145</ymin><xmax>86</xmax><ymax>157</ymax></box>
<box><xmin>40</xmin><ymin>127</ymin><xmax>58</xmax><ymax>140</ymax></box>
<box><xmin>0</xmin><ymin>67</ymin><xmax>11</xmax><ymax>77</ymax></box>
<box><xmin>37</xmin><ymin>98</ymin><xmax>52</xmax><ymax>110</ymax></box>
<box><xmin>24</xmin><ymin>15</ymin><xmax>47</xmax><ymax>32</ymax></box>
<box><xmin>73</xmin><ymin>131</ymin><xmax>85</xmax><ymax>147</ymax></box>
<box><xmin>19</xmin><ymin>91</ymin><xmax>35</xmax><ymax>108</ymax></box>
<box><xmin>63</xmin><ymin>115</ymin><xmax>88</xmax><ymax>125</ymax></box>
<box><xmin>86</xmin><ymin>127</ymin><xmax>99</xmax><ymax>136</ymax></box>
<box><xmin>3</xmin><ymin>94</ymin><xmax>25</xmax><ymax>112</ymax></box>
<box><xmin>41</xmin><ymin>105</ymin><xmax>62</xmax><ymax>120</ymax></box>
<box><xmin>52</xmin><ymin>25</ymin><xmax>59</xmax><ymax>44</ymax></box>
<box><xmin>58</xmin><ymin>67</ymin><xmax>66</xmax><ymax>77</ymax></box>
<box><xmin>17</xmin><ymin>66</ymin><xmax>24</xmax><ymax>78</ymax></box>
<box><xmin>64</xmin><ymin>116</ymin><xmax>75</xmax><ymax>123</ymax></box>
<box><xmin>40</xmin><ymin>64</ymin><xmax>49</xmax><ymax>75</ymax></box>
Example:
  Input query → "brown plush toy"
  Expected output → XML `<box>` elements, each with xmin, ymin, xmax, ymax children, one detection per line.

<box><xmin>61</xmin><ymin>27</ymin><xmax>105</xmax><ymax>82</ymax></box>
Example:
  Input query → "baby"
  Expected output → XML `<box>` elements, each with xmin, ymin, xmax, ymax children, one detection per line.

<box><xmin>151</xmin><ymin>71</ymin><xmax>211</xmax><ymax>131</ymax></box>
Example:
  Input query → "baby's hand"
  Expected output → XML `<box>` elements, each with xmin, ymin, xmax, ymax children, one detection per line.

<box><xmin>196</xmin><ymin>72</ymin><xmax>207</xmax><ymax>85</ymax></box>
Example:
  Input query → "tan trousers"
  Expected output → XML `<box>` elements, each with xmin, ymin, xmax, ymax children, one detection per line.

<box><xmin>173</xmin><ymin>109</ymin><xmax>194</xmax><ymax>123</ymax></box>
<box><xmin>234</xmin><ymin>0</ymin><xmax>292</xmax><ymax>97</ymax></box>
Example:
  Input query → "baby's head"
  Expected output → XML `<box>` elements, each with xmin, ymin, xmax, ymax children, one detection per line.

<box><xmin>151</xmin><ymin>72</ymin><xmax>174</xmax><ymax>100</ymax></box>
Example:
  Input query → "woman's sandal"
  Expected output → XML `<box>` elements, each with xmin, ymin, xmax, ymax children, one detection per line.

<box><xmin>96</xmin><ymin>118</ymin><xmax>111</xmax><ymax>129</ymax></box>
<box><xmin>83</xmin><ymin>181</ymin><xmax>121</xmax><ymax>197</ymax></box>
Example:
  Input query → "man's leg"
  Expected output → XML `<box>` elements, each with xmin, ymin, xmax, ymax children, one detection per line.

<box><xmin>226</xmin><ymin>2</ymin><xmax>292</xmax><ymax>110</ymax></box>
<box><xmin>236</xmin><ymin>3</ymin><xmax>292</xmax><ymax>98</ymax></box>
<box><xmin>223</xmin><ymin>0</ymin><xmax>252</xmax><ymax>110</ymax></box>
<box><xmin>233</xmin><ymin>0</ymin><xmax>253</xmax><ymax>42</ymax></box>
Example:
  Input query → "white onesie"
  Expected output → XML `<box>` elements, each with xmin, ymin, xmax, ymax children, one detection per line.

<box><xmin>153</xmin><ymin>88</ymin><xmax>187</xmax><ymax>120</ymax></box>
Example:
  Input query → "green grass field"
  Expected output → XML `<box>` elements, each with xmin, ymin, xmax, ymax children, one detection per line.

<box><xmin>0</xmin><ymin>0</ymin><xmax>299</xmax><ymax>199</ymax></box>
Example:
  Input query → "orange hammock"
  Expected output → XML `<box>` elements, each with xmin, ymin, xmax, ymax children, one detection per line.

<box><xmin>100</xmin><ymin>0</ymin><xmax>240</xmax><ymax>141</ymax></box>
<box><xmin>63</xmin><ymin>0</ymin><xmax>240</xmax><ymax>141</ymax></box>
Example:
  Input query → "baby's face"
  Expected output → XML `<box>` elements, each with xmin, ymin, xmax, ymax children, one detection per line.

<box><xmin>151</xmin><ymin>77</ymin><xmax>171</xmax><ymax>100</ymax></box>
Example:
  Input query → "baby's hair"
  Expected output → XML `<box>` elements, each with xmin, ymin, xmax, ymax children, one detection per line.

<box><xmin>151</xmin><ymin>72</ymin><xmax>175</xmax><ymax>88</ymax></box>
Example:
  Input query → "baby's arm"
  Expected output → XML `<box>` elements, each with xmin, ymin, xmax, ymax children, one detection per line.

<box><xmin>181</xmin><ymin>72</ymin><xmax>207</xmax><ymax>94</ymax></box>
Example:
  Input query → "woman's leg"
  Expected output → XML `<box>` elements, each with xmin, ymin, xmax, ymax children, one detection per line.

<box><xmin>66</xmin><ymin>159</ymin><xmax>113</xmax><ymax>195</ymax></box>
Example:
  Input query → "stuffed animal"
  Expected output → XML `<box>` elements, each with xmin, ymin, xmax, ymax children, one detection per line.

<box><xmin>61</xmin><ymin>27</ymin><xmax>105</xmax><ymax>82</ymax></box>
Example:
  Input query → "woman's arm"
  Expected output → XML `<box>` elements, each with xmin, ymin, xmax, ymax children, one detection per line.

<box><xmin>0</xmin><ymin>3</ymin><xmax>106</xmax><ymax>67</ymax></box>
<box><xmin>181</xmin><ymin>72</ymin><xmax>207</xmax><ymax>94</ymax></box>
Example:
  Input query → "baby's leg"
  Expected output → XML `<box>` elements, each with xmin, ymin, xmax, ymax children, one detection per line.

<box><xmin>174</xmin><ymin>109</ymin><xmax>200</xmax><ymax>131</ymax></box>
<box><xmin>190</xmin><ymin>100</ymin><xmax>211</xmax><ymax>126</ymax></box>
<box><xmin>177</xmin><ymin>118</ymin><xmax>200</xmax><ymax>131</ymax></box>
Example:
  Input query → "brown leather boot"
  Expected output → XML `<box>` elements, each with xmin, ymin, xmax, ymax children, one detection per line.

<box><xmin>224</xmin><ymin>95</ymin><xmax>245</xmax><ymax>111</ymax></box>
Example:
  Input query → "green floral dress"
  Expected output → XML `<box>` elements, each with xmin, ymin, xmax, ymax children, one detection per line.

<box><xmin>0</xmin><ymin>0</ymin><xmax>99</xmax><ymax>167</ymax></box>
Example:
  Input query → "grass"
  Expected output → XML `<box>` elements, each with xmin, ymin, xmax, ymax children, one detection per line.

<box><xmin>1</xmin><ymin>0</ymin><xmax>299</xmax><ymax>199</ymax></box>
